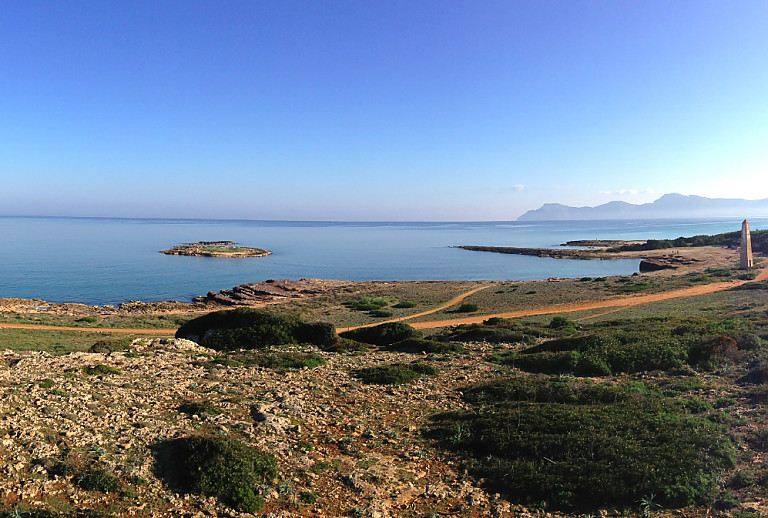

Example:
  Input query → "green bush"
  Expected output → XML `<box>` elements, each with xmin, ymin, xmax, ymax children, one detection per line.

<box><xmin>456</xmin><ymin>303</ymin><xmax>478</xmax><ymax>313</ymax></box>
<box><xmin>345</xmin><ymin>297</ymin><xmax>389</xmax><ymax>311</ymax></box>
<box><xmin>156</xmin><ymin>436</ymin><xmax>277</xmax><ymax>512</ymax></box>
<box><xmin>429</xmin><ymin>377</ymin><xmax>735</xmax><ymax>511</ymax></box>
<box><xmin>393</xmin><ymin>301</ymin><xmax>418</xmax><ymax>308</ymax></box>
<box><xmin>295</xmin><ymin>322</ymin><xmax>338</xmax><ymax>348</ymax></box>
<box><xmin>355</xmin><ymin>362</ymin><xmax>439</xmax><ymax>385</ymax></box>
<box><xmin>369</xmin><ymin>309</ymin><xmax>393</xmax><ymax>318</ymax></box>
<box><xmin>340</xmin><ymin>322</ymin><xmax>421</xmax><ymax>346</ymax></box>
<box><xmin>176</xmin><ymin>308</ymin><xmax>336</xmax><ymax>351</ymax></box>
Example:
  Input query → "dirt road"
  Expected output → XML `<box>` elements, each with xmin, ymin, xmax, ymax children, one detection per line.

<box><xmin>2</xmin><ymin>268</ymin><xmax>765</xmax><ymax>335</ymax></box>
<box><xmin>404</xmin><ymin>268</ymin><xmax>768</xmax><ymax>330</ymax></box>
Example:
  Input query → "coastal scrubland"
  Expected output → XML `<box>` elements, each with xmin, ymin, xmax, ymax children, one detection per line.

<box><xmin>1</xmin><ymin>243</ymin><xmax>768</xmax><ymax>516</ymax></box>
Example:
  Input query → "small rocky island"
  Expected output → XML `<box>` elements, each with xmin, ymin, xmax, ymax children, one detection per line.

<box><xmin>160</xmin><ymin>241</ymin><xmax>271</xmax><ymax>258</ymax></box>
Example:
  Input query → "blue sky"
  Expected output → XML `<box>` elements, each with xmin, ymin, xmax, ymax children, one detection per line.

<box><xmin>1</xmin><ymin>1</ymin><xmax>766</xmax><ymax>220</ymax></box>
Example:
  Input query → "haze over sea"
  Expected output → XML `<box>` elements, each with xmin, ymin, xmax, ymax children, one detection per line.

<box><xmin>2</xmin><ymin>216</ymin><xmax>765</xmax><ymax>306</ymax></box>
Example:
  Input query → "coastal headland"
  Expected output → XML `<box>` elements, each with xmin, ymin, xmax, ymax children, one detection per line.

<box><xmin>1</xmin><ymin>238</ymin><xmax>767</xmax><ymax>517</ymax></box>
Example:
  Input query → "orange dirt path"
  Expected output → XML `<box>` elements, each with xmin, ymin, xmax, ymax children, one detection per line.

<box><xmin>404</xmin><ymin>267</ymin><xmax>768</xmax><ymax>330</ymax></box>
<box><xmin>1</xmin><ymin>268</ymin><xmax>764</xmax><ymax>335</ymax></box>
<box><xmin>338</xmin><ymin>284</ymin><xmax>495</xmax><ymax>332</ymax></box>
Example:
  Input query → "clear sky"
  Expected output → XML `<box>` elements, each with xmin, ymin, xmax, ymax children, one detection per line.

<box><xmin>2</xmin><ymin>1</ymin><xmax>766</xmax><ymax>220</ymax></box>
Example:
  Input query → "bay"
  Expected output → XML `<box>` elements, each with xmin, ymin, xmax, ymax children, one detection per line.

<box><xmin>1</xmin><ymin>216</ymin><xmax>764</xmax><ymax>305</ymax></box>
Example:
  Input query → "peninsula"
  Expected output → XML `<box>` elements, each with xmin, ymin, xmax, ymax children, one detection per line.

<box><xmin>160</xmin><ymin>241</ymin><xmax>271</xmax><ymax>258</ymax></box>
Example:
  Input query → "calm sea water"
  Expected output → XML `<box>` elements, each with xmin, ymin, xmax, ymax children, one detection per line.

<box><xmin>1</xmin><ymin>216</ymin><xmax>765</xmax><ymax>305</ymax></box>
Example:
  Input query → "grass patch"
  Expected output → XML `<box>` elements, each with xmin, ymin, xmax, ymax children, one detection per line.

<box><xmin>82</xmin><ymin>364</ymin><xmax>121</xmax><ymax>376</ymax></box>
<box><xmin>355</xmin><ymin>362</ymin><xmax>439</xmax><ymax>385</ymax></box>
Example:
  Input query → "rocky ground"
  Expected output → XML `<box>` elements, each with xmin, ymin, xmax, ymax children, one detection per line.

<box><xmin>0</xmin><ymin>337</ymin><xmax>542</xmax><ymax>517</ymax></box>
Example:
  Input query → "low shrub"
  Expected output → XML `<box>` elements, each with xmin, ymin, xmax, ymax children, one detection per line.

<box><xmin>369</xmin><ymin>309</ymin><xmax>393</xmax><ymax>318</ymax></box>
<box><xmin>155</xmin><ymin>436</ymin><xmax>277</xmax><ymax>512</ymax></box>
<box><xmin>393</xmin><ymin>301</ymin><xmax>418</xmax><ymax>308</ymax></box>
<box><xmin>340</xmin><ymin>322</ymin><xmax>421</xmax><ymax>346</ymax></box>
<box><xmin>295</xmin><ymin>322</ymin><xmax>338</xmax><ymax>348</ymax></box>
<box><xmin>176</xmin><ymin>308</ymin><xmax>336</xmax><ymax>351</ymax></box>
<box><xmin>428</xmin><ymin>377</ymin><xmax>735</xmax><ymax>511</ymax></box>
<box><xmin>355</xmin><ymin>362</ymin><xmax>439</xmax><ymax>385</ymax></box>
<box><xmin>456</xmin><ymin>303</ymin><xmax>478</xmax><ymax>313</ymax></box>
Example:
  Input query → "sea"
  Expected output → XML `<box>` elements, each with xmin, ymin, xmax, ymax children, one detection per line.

<box><xmin>1</xmin><ymin>216</ymin><xmax>766</xmax><ymax>306</ymax></box>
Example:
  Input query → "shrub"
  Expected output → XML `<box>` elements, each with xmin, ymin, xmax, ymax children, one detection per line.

<box><xmin>340</xmin><ymin>322</ymin><xmax>421</xmax><ymax>346</ymax></box>
<box><xmin>345</xmin><ymin>297</ymin><xmax>389</xmax><ymax>311</ymax></box>
<box><xmin>355</xmin><ymin>362</ymin><xmax>439</xmax><ymax>385</ymax></box>
<box><xmin>393</xmin><ymin>301</ymin><xmax>418</xmax><ymax>308</ymax></box>
<box><xmin>295</xmin><ymin>322</ymin><xmax>338</xmax><ymax>348</ymax></box>
<box><xmin>369</xmin><ymin>309</ymin><xmax>393</xmax><ymax>318</ymax></box>
<box><xmin>688</xmin><ymin>335</ymin><xmax>742</xmax><ymax>371</ymax></box>
<box><xmin>428</xmin><ymin>377</ymin><xmax>735</xmax><ymax>511</ymax></box>
<box><xmin>456</xmin><ymin>303</ymin><xmax>478</xmax><ymax>313</ymax></box>
<box><xmin>176</xmin><ymin>308</ymin><xmax>335</xmax><ymax>351</ymax></box>
<box><xmin>156</xmin><ymin>436</ymin><xmax>277</xmax><ymax>512</ymax></box>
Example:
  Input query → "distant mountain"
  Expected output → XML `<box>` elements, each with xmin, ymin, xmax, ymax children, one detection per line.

<box><xmin>517</xmin><ymin>194</ymin><xmax>768</xmax><ymax>221</ymax></box>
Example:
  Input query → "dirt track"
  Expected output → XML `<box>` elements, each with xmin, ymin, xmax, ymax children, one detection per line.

<box><xmin>404</xmin><ymin>267</ymin><xmax>768</xmax><ymax>330</ymax></box>
<box><xmin>1</xmin><ymin>268</ymin><xmax>765</xmax><ymax>335</ymax></box>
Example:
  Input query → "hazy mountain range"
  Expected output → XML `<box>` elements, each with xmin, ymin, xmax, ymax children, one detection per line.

<box><xmin>517</xmin><ymin>194</ymin><xmax>768</xmax><ymax>221</ymax></box>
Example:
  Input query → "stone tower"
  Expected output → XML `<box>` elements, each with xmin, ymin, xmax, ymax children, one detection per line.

<box><xmin>740</xmin><ymin>219</ymin><xmax>754</xmax><ymax>269</ymax></box>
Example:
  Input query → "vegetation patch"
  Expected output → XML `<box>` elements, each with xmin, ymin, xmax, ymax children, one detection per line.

<box><xmin>175</xmin><ymin>308</ymin><xmax>337</xmax><ymax>350</ymax></box>
<box><xmin>154</xmin><ymin>436</ymin><xmax>277</xmax><ymax>512</ymax></box>
<box><xmin>178</xmin><ymin>399</ymin><xmax>221</xmax><ymax>417</ymax></box>
<box><xmin>355</xmin><ymin>362</ymin><xmax>439</xmax><ymax>385</ymax></box>
<box><xmin>344</xmin><ymin>297</ymin><xmax>389</xmax><ymax>311</ymax></box>
<box><xmin>393</xmin><ymin>301</ymin><xmax>418</xmax><ymax>308</ymax></box>
<box><xmin>493</xmin><ymin>317</ymin><xmax>758</xmax><ymax>376</ymax></box>
<box><xmin>428</xmin><ymin>375</ymin><xmax>735</xmax><ymax>511</ymax></box>
<box><xmin>82</xmin><ymin>364</ymin><xmax>121</xmax><ymax>376</ymax></box>
<box><xmin>455</xmin><ymin>303</ymin><xmax>478</xmax><ymax>313</ymax></box>
<box><xmin>340</xmin><ymin>322</ymin><xmax>421</xmax><ymax>346</ymax></box>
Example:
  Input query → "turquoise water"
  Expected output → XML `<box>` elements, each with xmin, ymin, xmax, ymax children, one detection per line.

<box><xmin>1</xmin><ymin>216</ymin><xmax>764</xmax><ymax>305</ymax></box>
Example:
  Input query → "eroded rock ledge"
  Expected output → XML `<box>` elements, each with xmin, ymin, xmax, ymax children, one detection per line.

<box><xmin>195</xmin><ymin>278</ymin><xmax>353</xmax><ymax>305</ymax></box>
